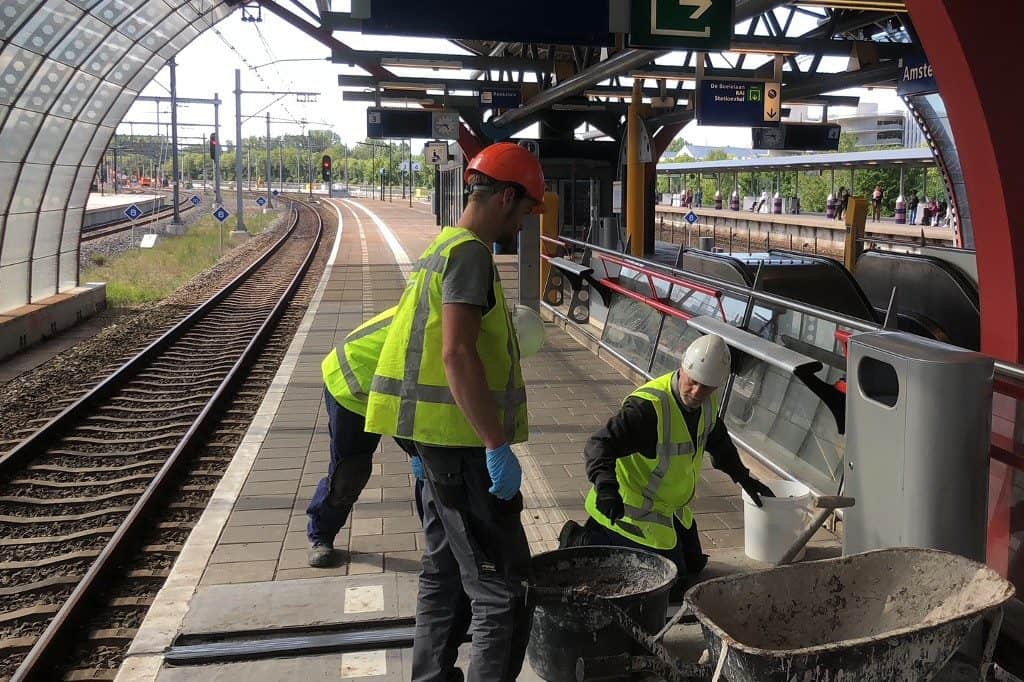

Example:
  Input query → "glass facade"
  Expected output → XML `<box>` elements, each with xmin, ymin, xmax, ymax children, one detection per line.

<box><xmin>0</xmin><ymin>1</ymin><xmax>235</xmax><ymax>313</ymax></box>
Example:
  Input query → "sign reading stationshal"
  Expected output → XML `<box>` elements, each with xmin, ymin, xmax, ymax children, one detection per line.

<box><xmin>698</xmin><ymin>79</ymin><xmax>781</xmax><ymax>127</ymax></box>
<box><xmin>629</xmin><ymin>0</ymin><xmax>734</xmax><ymax>49</ymax></box>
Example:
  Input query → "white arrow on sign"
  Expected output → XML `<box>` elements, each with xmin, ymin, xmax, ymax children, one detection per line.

<box><xmin>682</xmin><ymin>0</ymin><xmax>713</xmax><ymax>20</ymax></box>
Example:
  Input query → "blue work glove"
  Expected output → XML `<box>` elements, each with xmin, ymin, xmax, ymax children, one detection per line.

<box><xmin>485</xmin><ymin>443</ymin><xmax>522</xmax><ymax>500</ymax></box>
<box><xmin>410</xmin><ymin>455</ymin><xmax>425</xmax><ymax>481</ymax></box>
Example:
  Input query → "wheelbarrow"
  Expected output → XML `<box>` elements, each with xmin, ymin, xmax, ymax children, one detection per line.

<box><xmin>527</xmin><ymin>547</ymin><xmax>1015</xmax><ymax>681</ymax></box>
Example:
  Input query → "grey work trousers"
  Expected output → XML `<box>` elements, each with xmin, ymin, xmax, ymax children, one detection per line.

<box><xmin>412</xmin><ymin>444</ymin><xmax>533</xmax><ymax>682</ymax></box>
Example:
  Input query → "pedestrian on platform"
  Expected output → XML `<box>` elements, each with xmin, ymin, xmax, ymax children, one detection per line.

<box><xmin>937</xmin><ymin>198</ymin><xmax>948</xmax><ymax>226</ymax></box>
<box><xmin>695</xmin><ymin>187</ymin><xmax>704</xmax><ymax>208</ymax></box>
<box><xmin>558</xmin><ymin>334</ymin><xmax>775</xmax><ymax>596</ymax></box>
<box><xmin>872</xmin><ymin>185</ymin><xmax>884</xmax><ymax>221</ymax></box>
<box><xmin>928</xmin><ymin>196</ymin><xmax>940</xmax><ymax>225</ymax></box>
<box><xmin>366</xmin><ymin>142</ymin><xmax>546</xmax><ymax>682</ymax></box>
<box><xmin>310</xmin><ymin>306</ymin><xmax>474</xmax><ymax>680</ymax></box>
<box><xmin>836</xmin><ymin>187</ymin><xmax>849</xmax><ymax>221</ymax></box>
<box><xmin>908</xmin><ymin>190</ymin><xmax>919</xmax><ymax>225</ymax></box>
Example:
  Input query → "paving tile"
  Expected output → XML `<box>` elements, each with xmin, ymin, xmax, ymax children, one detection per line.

<box><xmin>366</xmin><ymin>474</ymin><xmax>413</xmax><ymax>489</ymax></box>
<box><xmin>348</xmin><ymin>552</ymin><xmax>385</xmax><ymax>575</ymax></box>
<box><xmin>716</xmin><ymin>511</ymin><xmax>745</xmax><ymax>529</ymax></box>
<box><xmin>383</xmin><ymin>516</ymin><xmax>424</xmax><ymax>534</ymax></box>
<box><xmin>352</xmin><ymin>517</ymin><xmax>383</xmax><ymax>536</ymax></box>
<box><xmin>201</xmin><ymin>560</ymin><xmax>277</xmax><ymax>585</ymax></box>
<box><xmin>210</xmin><ymin>541</ymin><xmax>282</xmax><ymax>564</ymax></box>
<box><xmin>384</xmin><ymin>551</ymin><xmax>423</xmax><ymax>573</ymax></box>
<box><xmin>240</xmin><ymin>480</ymin><xmax>300</xmax><ymax>496</ymax></box>
<box><xmin>702</xmin><ymin>528</ymin><xmax>746</xmax><ymax>549</ymax></box>
<box><xmin>219</xmin><ymin>524</ymin><xmax>288</xmax><ymax>545</ymax></box>
<box><xmin>350</xmin><ymin>533</ymin><xmax>417</xmax><ymax>553</ymax></box>
<box><xmin>382</xmin><ymin>486</ymin><xmax>416</xmax><ymax>502</ymax></box>
<box><xmin>690</xmin><ymin>514</ymin><xmax>727</xmax><ymax>532</ymax></box>
<box><xmin>689</xmin><ymin>496</ymin><xmax>737</xmax><ymax>514</ymax></box>
<box><xmin>227</xmin><ymin>509</ymin><xmax>291</xmax><ymax>527</ymax></box>
<box><xmin>245</xmin><ymin>468</ymin><xmax>303</xmax><ymax>483</ymax></box>
<box><xmin>276</xmin><ymin>566</ymin><xmax>350</xmax><ymax>580</ymax></box>
<box><xmin>352</xmin><ymin>501</ymin><xmax>414</xmax><ymax>518</ymax></box>
<box><xmin>234</xmin><ymin>495</ymin><xmax>295</xmax><ymax>511</ymax></box>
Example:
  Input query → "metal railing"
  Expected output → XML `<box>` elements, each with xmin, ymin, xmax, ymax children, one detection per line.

<box><xmin>541</xmin><ymin>233</ymin><xmax>1024</xmax><ymax>486</ymax></box>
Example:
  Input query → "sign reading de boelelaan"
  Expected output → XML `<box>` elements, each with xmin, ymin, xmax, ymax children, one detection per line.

<box><xmin>629</xmin><ymin>0</ymin><xmax>733</xmax><ymax>49</ymax></box>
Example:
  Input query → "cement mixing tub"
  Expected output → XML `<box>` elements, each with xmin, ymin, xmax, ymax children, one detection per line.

<box><xmin>684</xmin><ymin>547</ymin><xmax>1015</xmax><ymax>681</ymax></box>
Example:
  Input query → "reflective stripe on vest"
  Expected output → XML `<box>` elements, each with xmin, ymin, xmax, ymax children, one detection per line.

<box><xmin>365</xmin><ymin>227</ymin><xmax>527</xmax><ymax>446</ymax></box>
<box><xmin>585</xmin><ymin>371</ymin><xmax>718</xmax><ymax>550</ymax></box>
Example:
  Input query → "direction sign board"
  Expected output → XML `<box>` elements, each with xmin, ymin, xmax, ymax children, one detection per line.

<box><xmin>123</xmin><ymin>204</ymin><xmax>142</xmax><ymax>221</ymax></box>
<box><xmin>685</xmin><ymin>211</ymin><xmax>699</xmax><ymax>225</ymax></box>
<box><xmin>629</xmin><ymin>0</ymin><xmax>733</xmax><ymax>49</ymax></box>
<box><xmin>213</xmin><ymin>206</ymin><xmax>230</xmax><ymax>223</ymax></box>
<box><xmin>697</xmin><ymin>79</ymin><xmax>781</xmax><ymax>127</ymax></box>
<box><xmin>480</xmin><ymin>88</ymin><xmax>522</xmax><ymax>109</ymax></box>
<box><xmin>425</xmin><ymin>141</ymin><xmax>449</xmax><ymax>165</ymax></box>
<box><xmin>256</xmin><ymin>196</ymin><xmax>267</xmax><ymax>207</ymax></box>
<box><xmin>190</xmin><ymin>195</ymin><xmax>201</xmax><ymax>206</ymax></box>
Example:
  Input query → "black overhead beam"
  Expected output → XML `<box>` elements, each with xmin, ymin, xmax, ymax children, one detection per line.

<box><xmin>782</xmin><ymin>61</ymin><xmax>899</xmax><ymax>100</ymax></box>
<box><xmin>337</xmin><ymin>75</ymin><xmax>692</xmax><ymax>102</ymax></box>
<box><xmin>259</xmin><ymin>0</ymin><xmax>392</xmax><ymax>80</ymax></box>
<box><xmin>331</xmin><ymin>49</ymin><xmax>548</xmax><ymax>72</ymax></box>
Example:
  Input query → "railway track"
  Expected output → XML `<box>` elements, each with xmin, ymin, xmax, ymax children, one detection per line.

<box><xmin>80</xmin><ymin>199</ymin><xmax>196</xmax><ymax>242</ymax></box>
<box><xmin>0</xmin><ymin>198</ymin><xmax>329</xmax><ymax>680</ymax></box>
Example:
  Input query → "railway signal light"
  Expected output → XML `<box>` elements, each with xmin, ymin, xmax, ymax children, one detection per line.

<box><xmin>321</xmin><ymin>155</ymin><xmax>332</xmax><ymax>182</ymax></box>
<box><xmin>209</xmin><ymin>132</ymin><xmax>219</xmax><ymax>160</ymax></box>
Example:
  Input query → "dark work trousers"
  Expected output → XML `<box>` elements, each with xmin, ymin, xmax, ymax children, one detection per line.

<box><xmin>413</xmin><ymin>445</ymin><xmax>533</xmax><ymax>682</ymax></box>
<box><xmin>580</xmin><ymin>514</ymin><xmax>709</xmax><ymax>580</ymax></box>
<box><xmin>306</xmin><ymin>388</ymin><xmax>417</xmax><ymax>545</ymax></box>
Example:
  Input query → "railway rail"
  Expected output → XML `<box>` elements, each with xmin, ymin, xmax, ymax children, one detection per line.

<box><xmin>0</xmin><ymin>198</ymin><xmax>328</xmax><ymax>680</ymax></box>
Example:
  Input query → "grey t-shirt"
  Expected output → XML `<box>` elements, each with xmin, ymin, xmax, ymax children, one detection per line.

<box><xmin>442</xmin><ymin>240</ymin><xmax>496</xmax><ymax>311</ymax></box>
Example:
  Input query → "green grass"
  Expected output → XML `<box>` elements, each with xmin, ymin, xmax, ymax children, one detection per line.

<box><xmin>82</xmin><ymin>209</ymin><xmax>273</xmax><ymax>307</ymax></box>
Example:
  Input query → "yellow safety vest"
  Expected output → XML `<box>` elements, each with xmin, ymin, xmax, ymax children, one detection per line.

<box><xmin>322</xmin><ymin>307</ymin><xmax>396</xmax><ymax>417</ymax></box>
<box><xmin>365</xmin><ymin>226</ymin><xmax>527</xmax><ymax>446</ymax></box>
<box><xmin>584</xmin><ymin>371</ymin><xmax>718</xmax><ymax>550</ymax></box>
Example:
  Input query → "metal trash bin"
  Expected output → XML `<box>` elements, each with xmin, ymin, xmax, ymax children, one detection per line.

<box><xmin>599</xmin><ymin>216</ymin><xmax>618</xmax><ymax>250</ymax></box>
<box><xmin>844</xmin><ymin>332</ymin><xmax>993</xmax><ymax>561</ymax></box>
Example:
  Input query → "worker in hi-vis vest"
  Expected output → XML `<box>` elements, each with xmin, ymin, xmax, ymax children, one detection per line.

<box><xmin>559</xmin><ymin>333</ymin><xmax>775</xmax><ymax>596</ymax></box>
<box><xmin>365</xmin><ymin>142</ymin><xmax>546</xmax><ymax>682</ymax></box>
<box><xmin>308</xmin><ymin>307</ymin><xmax>420</xmax><ymax>567</ymax></box>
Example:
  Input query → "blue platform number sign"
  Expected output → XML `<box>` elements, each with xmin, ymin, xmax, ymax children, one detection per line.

<box><xmin>685</xmin><ymin>211</ymin><xmax>699</xmax><ymax>224</ymax></box>
<box><xmin>272</xmin><ymin>189</ymin><xmax>279</xmax><ymax>196</ymax></box>
<box><xmin>123</xmin><ymin>204</ymin><xmax>142</xmax><ymax>221</ymax></box>
<box><xmin>213</xmin><ymin>206</ymin><xmax>230</xmax><ymax>223</ymax></box>
<box><xmin>190</xmin><ymin>195</ymin><xmax>201</xmax><ymax>206</ymax></box>
<box><xmin>256</xmin><ymin>196</ymin><xmax>267</xmax><ymax>207</ymax></box>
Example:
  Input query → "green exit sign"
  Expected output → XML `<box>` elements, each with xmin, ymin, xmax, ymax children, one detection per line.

<box><xmin>629</xmin><ymin>0</ymin><xmax>734</xmax><ymax>49</ymax></box>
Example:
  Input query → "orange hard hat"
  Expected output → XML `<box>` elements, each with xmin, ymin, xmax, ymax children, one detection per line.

<box><xmin>464</xmin><ymin>142</ymin><xmax>545</xmax><ymax>212</ymax></box>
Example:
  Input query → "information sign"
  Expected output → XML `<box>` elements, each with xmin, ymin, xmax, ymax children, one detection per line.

<box><xmin>698</xmin><ymin>79</ymin><xmax>781</xmax><ymax>127</ymax></box>
<box><xmin>629</xmin><ymin>0</ymin><xmax>733</xmax><ymax>49</ymax></box>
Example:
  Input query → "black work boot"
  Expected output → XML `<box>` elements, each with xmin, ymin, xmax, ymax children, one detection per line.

<box><xmin>558</xmin><ymin>520</ymin><xmax>587</xmax><ymax>549</ymax></box>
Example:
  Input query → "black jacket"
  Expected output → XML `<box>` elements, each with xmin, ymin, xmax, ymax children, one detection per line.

<box><xmin>584</xmin><ymin>376</ymin><xmax>749</xmax><ymax>492</ymax></box>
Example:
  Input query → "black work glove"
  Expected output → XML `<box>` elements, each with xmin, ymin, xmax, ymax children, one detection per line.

<box><xmin>595</xmin><ymin>483</ymin><xmax>625</xmax><ymax>522</ymax></box>
<box><xmin>740</xmin><ymin>476</ymin><xmax>775</xmax><ymax>508</ymax></box>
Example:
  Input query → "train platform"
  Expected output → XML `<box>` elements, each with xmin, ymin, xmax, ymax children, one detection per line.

<box><xmin>117</xmin><ymin>199</ymin><xmax>838</xmax><ymax>682</ymax></box>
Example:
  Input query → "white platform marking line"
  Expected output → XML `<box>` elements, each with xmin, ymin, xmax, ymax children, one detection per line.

<box><xmin>343</xmin><ymin>199</ymin><xmax>412</xmax><ymax>281</ymax></box>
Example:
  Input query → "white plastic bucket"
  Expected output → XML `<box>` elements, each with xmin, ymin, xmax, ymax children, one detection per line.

<box><xmin>742</xmin><ymin>480</ymin><xmax>813</xmax><ymax>563</ymax></box>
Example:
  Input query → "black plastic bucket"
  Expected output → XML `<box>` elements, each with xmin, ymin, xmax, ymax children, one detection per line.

<box><xmin>526</xmin><ymin>545</ymin><xmax>677</xmax><ymax>682</ymax></box>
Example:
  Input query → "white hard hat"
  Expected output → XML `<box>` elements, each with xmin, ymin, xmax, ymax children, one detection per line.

<box><xmin>513</xmin><ymin>305</ymin><xmax>546</xmax><ymax>359</ymax></box>
<box><xmin>681</xmin><ymin>334</ymin><xmax>731</xmax><ymax>387</ymax></box>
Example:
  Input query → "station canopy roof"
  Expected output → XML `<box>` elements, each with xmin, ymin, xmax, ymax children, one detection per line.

<box><xmin>0</xmin><ymin>0</ymin><xmax>923</xmax><ymax>315</ymax></box>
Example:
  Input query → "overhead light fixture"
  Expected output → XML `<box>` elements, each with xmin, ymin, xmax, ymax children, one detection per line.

<box><xmin>378</xmin><ymin>81</ymin><xmax>447</xmax><ymax>92</ymax></box>
<box><xmin>794</xmin><ymin>0</ymin><xmax>906</xmax><ymax>12</ymax></box>
<box><xmin>380</xmin><ymin>57</ymin><xmax>464</xmax><ymax>70</ymax></box>
<box><xmin>628</xmin><ymin>71</ymin><xmax>696</xmax><ymax>81</ymax></box>
<box><xmin>726</xmin><ymin>42</ymin><xmax>801</xmax><ymax>56</ymax></box>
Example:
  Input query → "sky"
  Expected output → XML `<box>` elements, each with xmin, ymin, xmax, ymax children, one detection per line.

<box><xmin>124</xmin><ymin>2</ymin><xmax>908</xmax><ymax>154</ymax></box>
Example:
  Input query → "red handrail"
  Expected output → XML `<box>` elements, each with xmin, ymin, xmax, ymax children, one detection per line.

<box><xmin>593</xmin><ymin>251</ymin><xmax>721</xmax><ymax>298</ymax></box>
<box><xmin>601</xmin><ymin>277</ymin><xmax>693</xmax><ymax>322</ymax></box>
